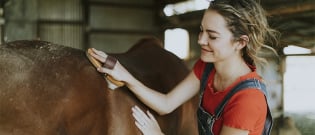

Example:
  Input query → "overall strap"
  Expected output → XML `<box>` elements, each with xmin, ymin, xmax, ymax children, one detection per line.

<box><xmin>200</xmin><ymin>63</ymin><xmax>214</xmax><ymax>92</ymax></box>
<box><xmin>213</xmin><ymin>79</ymin><xmax>273</xmax><ymax>135</ymax></box>
<box><xmin>214</xmin><ymin>79</ymin><xmax>266</xmax><ymax>117</ymax></box>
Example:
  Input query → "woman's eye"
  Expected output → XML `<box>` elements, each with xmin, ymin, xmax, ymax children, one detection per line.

<box><xmin>209</xmin><ymin>36</ymin><xmax>217</xmax><ymax>40</ymax></box>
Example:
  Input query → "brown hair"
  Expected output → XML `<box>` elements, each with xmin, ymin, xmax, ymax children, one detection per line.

<box><xmin>208</xmin><ymin>0</ymin><xmax>280</xmax><ymax>66</ymax></box>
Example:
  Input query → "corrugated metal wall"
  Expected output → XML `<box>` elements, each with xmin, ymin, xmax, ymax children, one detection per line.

<box><xmin>4</xmin><ymin>0</ymin><xmax>37</xmax><ymax>42</ymax></box>
<box><xmin>87</xmin><ymin>0</ymin><xmax>159</xmax><ymax>53</ymax></box>
<box><xmin>38</xmin><ymin>0</ymin><xmax>83</xmax><ymax>49</ymax></box>
<box><xmin>37</xmin><ymin>0</ymin><xmax>159</xmax><ymax>52</ymax></box>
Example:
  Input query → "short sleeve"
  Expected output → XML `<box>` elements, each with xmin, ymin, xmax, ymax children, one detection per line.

<box><xmin>222</xmin><ymin>89</ymin><xmax>267</xmax><ymax>132</ymax></box>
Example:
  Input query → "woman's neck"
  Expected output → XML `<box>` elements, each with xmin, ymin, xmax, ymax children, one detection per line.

<box><xmin>213</xmin><ymin>58</ymin><xmax>251</xmax><ymax>91</ymax></box>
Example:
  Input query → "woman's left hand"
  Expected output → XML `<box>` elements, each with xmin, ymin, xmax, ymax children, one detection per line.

<box><xmin>132</xmin><ymin>105</ymin><xmax>164</xmax><ymax>135</ymax></box>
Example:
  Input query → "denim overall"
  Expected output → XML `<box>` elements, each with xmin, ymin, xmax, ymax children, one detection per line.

<box><xmin>197</xmin><ymin>63</ymin><xmax>273</xmax><ymax>135</ymax></box>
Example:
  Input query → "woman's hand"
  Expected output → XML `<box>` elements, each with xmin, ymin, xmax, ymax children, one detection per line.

<box><xmin>88</xmin><ymin>48</ymin><xmax>133</xmax><ymax>83</ymax></box>
<box><xmin>132</xmin><ymin>106</ymin><xmax>164</xmax><ymax>135</ymax></box>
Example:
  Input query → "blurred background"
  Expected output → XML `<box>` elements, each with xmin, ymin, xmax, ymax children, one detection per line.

<box><xmin>0</xmin><ymin>0</ymin><xmax>314</xmax><ymax>134</ymax></box>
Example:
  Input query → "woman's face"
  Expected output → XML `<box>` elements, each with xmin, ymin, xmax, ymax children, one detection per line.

<box><xmin>198</xmin><ymin>9</ymin><xmax>239</xmax><ymax>63</ymax></box>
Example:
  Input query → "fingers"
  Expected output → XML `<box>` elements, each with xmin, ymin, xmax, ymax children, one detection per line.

<box><xmin>134</xmin><ymin>120</ymin><xmax>145</xmax><ymax>131</ymax></box>
<box><xmin>87</xmin><ymin>48</ymin><xmax>113</xmax><ymax>74</ymax></box>
<box><xmin>97</xmin><ymin>66</ymin><xmax>111</xmax><ymax>74</ymax></box>
<box><xmin>147</xmin><ymin>110</ymin><xmax>158</xmax><ymax>123</ymax></box>
<box><xmin>132</xmin><ymin>106</ymin><xmax>160</xmax><ymax>127</ymax></box>
<box><xmin>132</xmin><ymin>106</ymin><xmax>163</xmax><ymax>135</ymax></box>
<box><xmin>89</xmin><ymin>48</ymin><xmax>107</xmax><ymax>63</ymax></box>
<box><xmin>135</xmin><ymin>106</ymin><xmax>150</xmax><ymax>121</ymax></box>
<box><xmin>132</xmin><ymin>106</ymin><xmax>149</xmax><ymax>134</ymax></box>
<box><xmin>91</xmin><ymin>48</ymin><xmax>107</xmax><ymax>58</ymax></box>
<box><xmin>132</xmin><ymin>106</ymin><xmax>148</xmax><ymax>125</ymax></box>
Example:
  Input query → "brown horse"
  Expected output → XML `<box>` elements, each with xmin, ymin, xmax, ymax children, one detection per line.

<box><xmin>0</xmin><ymin>38</ymin><xmax>198</xmax><ymax>135</ymax></box>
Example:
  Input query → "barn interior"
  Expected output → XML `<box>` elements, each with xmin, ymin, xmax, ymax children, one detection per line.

<box><xmin>0</xmin><ymin>0</ymin><xmax>314</xmax><ymax>134</ymax></box>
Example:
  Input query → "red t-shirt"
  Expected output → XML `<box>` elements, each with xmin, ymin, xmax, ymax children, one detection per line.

<box><xmin>193</xmin><ymin>59</ymin><xmax>267</xmax><ymax>135</ymax></box>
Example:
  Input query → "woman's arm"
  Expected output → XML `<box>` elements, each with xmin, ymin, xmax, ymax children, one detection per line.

<box><xmin>220</xmin><ymin>126</ymin><xmax>249</xmax><ymax>135</ymax></box>
<box><xmin>127</xmin><ymin>71</ymin><xmax>200</xmax><ymax>115</ymax></box>
<box><xmin>89</xmin><ymin>48</ymin><xmax>200</xmax><ymax>115</ymax></box>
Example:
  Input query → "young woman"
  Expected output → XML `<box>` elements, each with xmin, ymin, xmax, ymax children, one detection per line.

<box><xmin>89</xmin><ymin>0</ymin><xmax>280</xmax><ymax>134</ymax></box>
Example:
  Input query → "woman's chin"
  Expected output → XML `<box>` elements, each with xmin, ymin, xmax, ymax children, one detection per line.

<box><xmin>200</xmin><ymin>56</ymin><xmax>215</xmax><ymax>63</ymax></box>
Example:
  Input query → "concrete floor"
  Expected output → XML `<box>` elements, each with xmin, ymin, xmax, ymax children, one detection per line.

<box><xmin>288</xmin><ymin>112</ymin><xmax>315</xmax><ymax>135</ymax></box>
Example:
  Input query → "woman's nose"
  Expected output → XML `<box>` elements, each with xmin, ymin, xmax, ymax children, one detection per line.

<box><xmin>198</xmin><ymin>32</ymin><xmax>208</xmax><ymax>46</ymax></box>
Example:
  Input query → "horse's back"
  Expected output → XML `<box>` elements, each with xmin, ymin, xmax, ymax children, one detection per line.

<box><xmin>0</xmin><ymin>39</ymin><xmax>198</xmax><ymax>135</ymax></box>
<box><xmin>113</xmin><ymin>37</ymin><xmax>198</xmax><ymax>135</ymax></box>
<box><xmin>0</xmin><ymin>40</ymin><xmax>109</xmax><ymax>135</ymax></box>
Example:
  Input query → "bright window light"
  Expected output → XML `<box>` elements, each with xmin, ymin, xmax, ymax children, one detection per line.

<box><xmin>164</xmin><ymin>28</ymin><xmax>189</xmax><ymax>59</ymax></box>
<box><xmin>283</xmin><ymin>45</ymin><xmax>311</xmax><ymax>55</ymax></box>
<box><xmin>163</xmin><ymin>5</ymin><xmax>175</xmax><ymax>17</ymax></box>
<box><xmin>163</xmin><ymin>0</ymin><xmax>211</xmax><ymax>16</ymax></box>
<box><xmin>284</xmin><ymin>56</ymin><xmax>315</xmax><ymax>113</ymax></box>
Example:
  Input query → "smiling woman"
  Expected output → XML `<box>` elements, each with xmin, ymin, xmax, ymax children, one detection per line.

<box><xmin>90</xmin><ymin>0</ymin><xmax>280</xmax><ymax>135</ymax></box>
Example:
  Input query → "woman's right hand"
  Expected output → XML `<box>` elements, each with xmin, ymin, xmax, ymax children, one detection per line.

<box><xmin>88</xmin><ymin>48</ymin><xmax>133</xmax><ymax>83</ymax></box>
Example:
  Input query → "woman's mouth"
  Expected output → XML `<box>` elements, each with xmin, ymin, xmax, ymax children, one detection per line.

<box><xmin>201</xmin><ymin>48</ymin><xmax>212</xmax><ymax>52</ymax></box>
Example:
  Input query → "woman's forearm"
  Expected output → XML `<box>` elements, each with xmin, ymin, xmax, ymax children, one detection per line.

<box><xmin>126</xmin><ymin>77</ymin><xmax>172</xmax><ymax>115</ymax></box>
<box><xmin>126</xmin><ymin>71</ymin><xmax>200</xmax><ymax>115</ymax></box>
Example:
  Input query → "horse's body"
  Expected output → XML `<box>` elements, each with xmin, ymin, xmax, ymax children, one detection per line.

<box><xmin>0</xmin><ymin>38</ymin><xmax>198</xmax><ymax>135</ymax></box>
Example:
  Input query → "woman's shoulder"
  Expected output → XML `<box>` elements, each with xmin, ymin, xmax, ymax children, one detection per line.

<box><xmin>232</xmin><ymin>72</ymin><xmax>267</xmax><ymax>104</ymax></box>
<box><xmin>226</xmin><ymin>73</ymin><xmax>267</xmax><ymax>114</ymax></box>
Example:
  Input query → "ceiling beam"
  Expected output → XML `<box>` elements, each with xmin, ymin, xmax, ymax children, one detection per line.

<box><xmin>267</xmin><ymin>1</ymin><xmax>315</xmax><ymax>15</ymax></box>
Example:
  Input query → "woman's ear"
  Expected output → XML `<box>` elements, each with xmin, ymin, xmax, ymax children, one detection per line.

<box><xmin>236</xmin><ymin>35</ymin><xmax>249</xmax><ymax>50</ymax></box>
